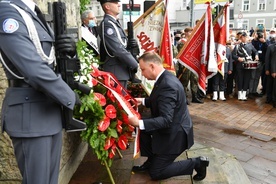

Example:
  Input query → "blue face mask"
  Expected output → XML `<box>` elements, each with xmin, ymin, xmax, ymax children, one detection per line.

<box><xmin>88</xmin><ymin>20</ymin><xmax>96</xmax><ymax>28</ymax></box>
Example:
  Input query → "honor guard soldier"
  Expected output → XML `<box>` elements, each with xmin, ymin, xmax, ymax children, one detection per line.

<box><xmin>97</xmin><ymin>0</ymin><xmax>140</xmax><ymax>89</ymax></box>
<box><xmin>0</xmin><ymin>0</ymin><xmax>80</xmax><ymax>183</ymax></box>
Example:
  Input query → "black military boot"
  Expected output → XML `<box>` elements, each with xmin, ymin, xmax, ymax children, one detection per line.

<box><xmin>197</xmin><ymin>89</ymin><xmax>206</xmax><ymax>99</ymax></box>
<box><xmin>192</xmin><ymin>93</ymin><xmax>204</xmax><ymax>103</ymax></box>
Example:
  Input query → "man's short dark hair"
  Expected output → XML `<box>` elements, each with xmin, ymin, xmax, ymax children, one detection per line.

<box><xmin>240</xmin><ymin>32</ymin><xmax>247</xmax><ymax>37</ymax></box>
<box><xmin>138</xmin><ymin>51</ymin><xmax>162</xmax><ymax>64</ymax></box>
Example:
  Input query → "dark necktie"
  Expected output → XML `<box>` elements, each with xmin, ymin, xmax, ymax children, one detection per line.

<box><xmin>35</xmin><ymin>6</ymin><xmax>48</xmax><ymax>29</ymax></box>
<box><xmin>88</xmin><ymin>27</ymin><xmax>93</xmax><ymax>33</ymax></box>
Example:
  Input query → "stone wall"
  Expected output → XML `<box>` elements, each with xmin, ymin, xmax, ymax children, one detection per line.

<box><xmin>0</xmin><ymin>0</ymin><xmax>88</xmax><ymax>183</ymax></box>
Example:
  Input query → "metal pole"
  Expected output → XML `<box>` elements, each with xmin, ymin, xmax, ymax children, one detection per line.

<box><xmin>190</xmin><ymin>0</ymin><xmax>194</xmax><ymax>27</ymax></box>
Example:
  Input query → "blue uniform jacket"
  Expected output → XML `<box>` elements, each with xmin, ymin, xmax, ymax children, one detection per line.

<box><xmin>0</xmin><ymin>0</ymin><xmax>76</xmax><ymax>137</ymax></box>
<box><xmin>98</xmin><ymin>14</ymin><xmax>138</xmax><ymax>81</ymax></box>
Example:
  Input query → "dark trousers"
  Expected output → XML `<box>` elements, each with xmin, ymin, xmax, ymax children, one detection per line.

<box><xmin>213</xmin><ymin>73</ymin><xmax>227</xmax><ymax>91</ymax></box>
<box><xmin>226</xmin><ymin>62</ymin><xmax>236</xmax><ymax>94</ymax></box>
<box><xmin>266</xmin><ymin>75</ymin><xmax>273</xmax><ymax>101</ymax></box>
<box><xmin>261</xmin><ymin>64</ymin><xmax>267</xmax><ymax>94</ymax></box>
<box><xmin>11</xmin><ymin>131</ymin><xmax>63</xmax><ymax>184</ymax></box>
<box><xmin>249</xmin><ymin>63</ymin><xmax>263</xmax><ymax>93</ymax></box>
<box><xmin>273</xmin><ymin>77</ymin><xmax>276</xmax><ymax>102</ymax></box>
<box><xmin>236</xmin><ymin>68</ymin><xmax>251</xmax><ymax>91</ymax></box>
<box><xmin>267</xmin><ymin>75</ymin><xmax>276</xmax><ymax>102</ymax></box>
<box><xmin>139</xmin><ymin>131</ymin><xmax>194</xmax><ymax>180</ymax></box>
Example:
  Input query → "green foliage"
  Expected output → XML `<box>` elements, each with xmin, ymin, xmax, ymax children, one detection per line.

<box><xmin>212</xmin><ymin>7</ymin><xmax>217</xmax><ymax>15</ymax></box>
<box><xmin>74</xmin><ymin>40</ymin><xmax>134</xmax><ymax>169</ymax></box>
<box><xmin>74</xmin><ymin>40</ymin><xmax>107</xmax><ymax>164</ymax></box>
<box><xmin>79</xmin><ymin>0</ymin><xmax>91</xmax><ymax>15</ymax></box>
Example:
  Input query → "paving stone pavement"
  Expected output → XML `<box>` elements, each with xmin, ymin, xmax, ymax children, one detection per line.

<box><xmin>69</xmin><ymin>94</ymin><xmax>276</xmax><ymax>184</ymax></box>
<box><xmin>190</xmin><ymin>95</ymin><xmax>276</xmax><ymax>184</ymax></box>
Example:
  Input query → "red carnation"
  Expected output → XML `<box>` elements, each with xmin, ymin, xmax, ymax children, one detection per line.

<box><xmin>121</xmin><ymin>112</ymin><xmax>129</xmax><ymax>124</ymax></box>
<box><xmin>98</xmin><ymin>116</ymin><xmax>110</xmax><ymax>132</ymax></box>
<box><xmin>118</xmin><ymin>135</ymin><xmax>128</xmax><ymax>150</ymax></box>
<box><xmin>108</xmin><ymin>144</ymin><xmax>117</xmax><ymax>158</ymax></box>
<box><xmin>116</xmin><ymin>120</ymin><xmax>123</xmax><ymax>134</ymax></box>
<box><xmin>105</xmin><ymin>104</ymin><xmax>117</xmax><ymax>119</ymax></box>
<box><xmin>104</xmin><ymin>137</ymin><xmax>116</xmax><ymax>150</ymax></box>
<box><xmin>94</xmin><ymin>93</ymin><xmax>106</xmax><ymax>106</ymax></box>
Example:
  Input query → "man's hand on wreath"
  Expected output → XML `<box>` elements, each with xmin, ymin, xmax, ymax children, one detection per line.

<box><xmin>128</xmin><ymin>115</ymin><xmax>139</xmax><ymax>127</ymax></box>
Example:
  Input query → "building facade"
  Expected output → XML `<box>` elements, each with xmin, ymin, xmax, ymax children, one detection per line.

<box><xmin>232</xmin><ymin>0</ymin><xmax>276</xmax><ymax>31</ymax></box>
<box><xmin>87</xmin><ymin>0</ymin><xmax>276</xmax><ymax>33</ymax></box>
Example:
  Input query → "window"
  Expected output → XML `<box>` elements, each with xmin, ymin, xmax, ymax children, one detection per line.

<box><xmin>242</xmin><ymin>19</ymin><xmax>249</xmax><ymax>30</ymax></box>
<box><xmin>273</xmin><ymin>18</ymin><xmax>276</xmax><ymax>28</ymax></box>
<box><xmin>242</xmin><ymin>0</ymin><xmax>249</xmax><ymax>11</ymax></box>
<box><xmin>96</xmin><ymin>5</ymin><xmax>101</xmax><ymax>16</ymax></box>
<box><xmin>256</xmin><ymin>19</ymin><xmax>265</xmax><ymax>26</ymax></box>
<box><xmin>182</xmin><ymin>0</ymin><xmax>186</xmax><ymax>9</ymax></box>
<box><xmin>229</xmin><ymin>9</ymin><xmax>234</xmax><ymax>20</ymax></box>
<box><xmin>258</xmin><ymin>0</ymin><xmax>266</xmax><ymax>10</ymax></box>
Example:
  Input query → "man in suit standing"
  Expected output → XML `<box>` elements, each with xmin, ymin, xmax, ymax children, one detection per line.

<box><xmin>265</xmin><ymin>41</ymin><xmax>276</xmax><ymax>107</ymax></box>
<box><xmin>97</xmin><ymin>0</ymin><xmax>140</xmax><ymax>89</ymax></box>
<box><xmin>81</xmin><ymin>10</ymin><xmax>99</xmax><ymax>56</ymax></box>
<box><xmin>81</xmin><ymin>10</ymin><xmax>98</xmax><ymax>37</ymax></box>
<box><xmin>128</xmin><ymin>52</ymin><xmax>209</xmax><ymax>181</ymax></box>
<box><xmin>0</xmin><ymin>0</ymin><xmax>80</xmax><ymax>183</ymax></box>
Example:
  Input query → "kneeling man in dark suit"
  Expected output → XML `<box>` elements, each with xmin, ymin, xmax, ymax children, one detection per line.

<box><xmin>128</xmin><ymin>51</ymin><xmax>209</xmax><ymax>181</ymax></box>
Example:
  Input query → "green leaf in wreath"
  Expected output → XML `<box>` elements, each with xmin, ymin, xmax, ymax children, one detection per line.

<box><xmin>108</xmin><ymin>128</ymin><xmax>118</xmax><ymax>138</ymax></box>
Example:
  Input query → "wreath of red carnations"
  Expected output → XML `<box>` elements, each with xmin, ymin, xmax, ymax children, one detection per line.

<box><xmin>74</xmin><ymin>71</ymin><xmax>135</xmax><ymax>168</ymax></box>
<box><xmin>74</xmin><ymin>41</ymin><xmax>138</xmax><ymax>183</ymax></box>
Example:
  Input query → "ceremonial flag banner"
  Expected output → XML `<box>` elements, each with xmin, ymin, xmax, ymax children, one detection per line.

<box><xmin>159</xmin><ymin>0</ymin><xmax>175</xmax><ymax>73</ymax></box>
<box><xmin>133</xmin><ymin>0</ymin><xmax>171</xmax><ymax>95</ymax></box>
<box><xmin>176</xmin><ymin>2</ymin><xmax>217</xmax><ymax>94</ymax></box>
<box><xmin>195</xmin><ymin>0</ymin><xmax>226</xmax><ymax>4</ymax></box>
<box><xmin>213</xmin><ymin>3</ymin><xmax>230</xmax><ymax>77</ymax></box>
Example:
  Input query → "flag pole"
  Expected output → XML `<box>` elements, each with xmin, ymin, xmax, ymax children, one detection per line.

<box><xmin>213</xmin><ymin>3</ymin><xmax>229</xmax><ymax>25</ymax></box>
<box><xmin>133</xmin><ymin>0</ymin><xmax>163</xmax><ymax>26</ymax></box>
<box><xmin>175</xmin><ymin>13</ymin><xmax>206</xmax><ymax>59</ymax></box>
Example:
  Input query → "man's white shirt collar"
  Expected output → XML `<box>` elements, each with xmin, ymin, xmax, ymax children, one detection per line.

<box><xmin>155</xmin><ymin>69</ymin><xmax>165</xmax><ymax>82</ymax></box>
<box><xmin>106</xmin><ymin>14</ymin><xmax>117</xmax><ymax>21</ymax></box>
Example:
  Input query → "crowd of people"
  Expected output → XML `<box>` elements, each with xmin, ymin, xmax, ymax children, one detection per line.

<box><xmin>173</xmin><ymin>25</ymin><xmax>276</xmax><ymax>108</ymax></box>
<box><xmin>0</xmin><ymin>0</ymin><xmax>210</xmax><ymax>183</ymax></box>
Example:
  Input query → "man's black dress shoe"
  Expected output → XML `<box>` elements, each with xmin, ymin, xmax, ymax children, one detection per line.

<box><xmin>132</xmin><ymin>160</ymin><xmax>151</xmax><ymax>172</ymax></box>
<box><xmin>253</xmin><ymin>92</ymin><xmax>263</xmax><ymax>97</ymax></box>
<box><xmin>266</xmin><ymin>99</ymin><xmax>272</xmax><ymax>104</ymax></box>
<box><xmin>248</xmin><ymin>93</ymin><xmax>254</xmax><ymax>99</ymax></box>
<box><xmin>191</xmin><ymin>95</ymin><xmax>204</xmax><ymax>103</ymax></box>
<box><xmin>193</xmin><ymin>156</ymin><xmax>209</xmax><ymax>181</ymax></box>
